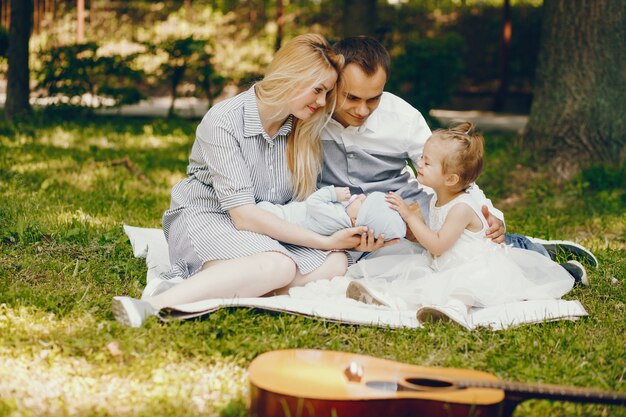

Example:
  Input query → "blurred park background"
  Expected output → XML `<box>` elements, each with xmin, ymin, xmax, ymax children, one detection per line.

<box><xmin>2</xmin><ymin>0</ymin><xmax>624</xmax><ymax>177</ymax></box>
<box><xmin>0</xmin><ymin>0</ymin><xmax>544</xmax><ymax>113</ymax></box>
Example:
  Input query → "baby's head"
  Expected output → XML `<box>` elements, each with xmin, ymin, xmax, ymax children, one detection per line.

<box><xmin>349</xmin><ymin>192</ymin><xmax>406</xmax><ymax>240</ymax></box>
<box><xmin>428</xmin><ymin>121</ymin><xmax>484</xmax><ymax>193</ymax></box>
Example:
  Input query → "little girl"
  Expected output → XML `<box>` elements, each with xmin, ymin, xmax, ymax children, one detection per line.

<box><xmin>346</xmin><ymin>122</ymin><xmax>575</xmax><ymax>324</ymax></box>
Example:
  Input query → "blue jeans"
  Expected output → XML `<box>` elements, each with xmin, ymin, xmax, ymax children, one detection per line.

<box><xmin>505</xmin><ymin>233</ymin><xmax>550</xmax><ymax>258</ymax></box>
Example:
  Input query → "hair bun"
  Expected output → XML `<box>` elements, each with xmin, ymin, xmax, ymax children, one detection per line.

<box><xmin>450</xmin><ymin>121</ymin><xmax>474</xmax><ymax>135</ymax></box>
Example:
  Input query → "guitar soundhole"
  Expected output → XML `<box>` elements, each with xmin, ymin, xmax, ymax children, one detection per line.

<box><xmin>405</xmin><ymin>378</ymin><xmax>455</xmax><ymax>389</ymax></box>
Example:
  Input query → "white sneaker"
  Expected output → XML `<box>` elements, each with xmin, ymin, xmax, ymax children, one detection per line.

<box><xmin>112</xmin><ymin>296</ymin><xmax>157</xmax><ymax>327</ymax></box>
<box><xmin>141</xmin><ymin>278</ymin><xmax>181</xmax><ymax>299</ymax></box>
<box><xmin>346</xmin><ymin>281</ymin><xmax>392</xmax><ymax>307</ymax></box>
<box><xmin>417</xmin><ymin>299</ymin><xmax>471</xmax><ymax>329</ymax></box>
<box><xmin>527</xmin><ymin>238</ymin><xmax>598</xmax><ymax>268</ymax></box>
<box><xmin>561</xmin><ymin>260</ymin><xmax>589</xmax><ymax>286</ymax></box>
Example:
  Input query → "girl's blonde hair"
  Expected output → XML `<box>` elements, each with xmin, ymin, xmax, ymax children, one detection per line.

<box><xmin>430</xmin><ymin>121</ymin><xmax>484</xmax><ymax>192</ymax></box>
<box><xmin>256</xmin><ymin>34</ymin><xmax>344</xmax><ymax>201</ymax></box>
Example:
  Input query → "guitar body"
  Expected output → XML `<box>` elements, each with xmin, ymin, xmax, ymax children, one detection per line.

<box><xmin>251</xmin><ymin>385</ymin><xmax>503</xmax><ymax>417</ymax></box>
<box><xmin>249</xmin><ymin>349</ymin><xmax>509</xmax><ymax>417</ymax></box>
<box><xmin>249</xmin><ymin>349</ymin><xmax>626</xmax><ymax>417</ymax></box>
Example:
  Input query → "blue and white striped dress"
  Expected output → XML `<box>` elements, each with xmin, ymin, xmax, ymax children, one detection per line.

<box><xmin>162</xmin><ymin>86</ymin><xmax>330</xmax><ymax>279</ymax></box>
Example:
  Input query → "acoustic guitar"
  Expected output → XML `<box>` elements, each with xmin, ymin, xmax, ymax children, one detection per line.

<box><xmin>248</xmin><ymin>349</ymin><xmax>626</xmax><ymax>417</ymax></box>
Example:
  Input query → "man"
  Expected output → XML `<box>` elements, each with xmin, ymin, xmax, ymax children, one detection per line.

<box><xmin>319</xmin><ymin>36</ymin><xmax>596</xmax><ymax>280</ymax></box>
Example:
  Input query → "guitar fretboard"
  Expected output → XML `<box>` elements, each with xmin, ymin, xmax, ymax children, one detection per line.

<box><xmin>454</xmin><ymin>379</ymin><xmax>626</xmax><ymax>405</ymax></box>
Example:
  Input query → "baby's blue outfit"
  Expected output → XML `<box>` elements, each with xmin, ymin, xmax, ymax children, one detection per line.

<box><xmin>257</xmin><ymin>186</ymin><xmax>352</xmax><ymax>236</ymax></box>
<box><xmin>257</xmin><ymin>187</ymin><xmax>406</xmax><ymax>239</ymax></box>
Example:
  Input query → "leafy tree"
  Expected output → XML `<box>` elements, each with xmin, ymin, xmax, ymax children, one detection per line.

<box><xmin>36</xmin><ymin>43</ymin><xmax>144</xmax><ymax>110</ymax></box>
<box><xmin>4</xmin><ymin>0</ymin><xmax>32</xmax><ymax>120</ymax></box>
<box><xmin>342</xmin><ymin>0</ymin><xmax>377</xmax><ymax>37</ymax></box>
<box><xmin>525</xmin><ymin>0</ymin><xmax>626</xmax><ymax>177</ymax></box>
<box><xmin>195</xmin><ymin>52</ymin><xmax>226</xmax><ymax>109</ymax></box>
<box><xmin>387</xmin><ymin>34</ymin><xmax>465</xmax><ymax>116</ymax></box>
<box><xmin>150</xmin><ymin>37</ymin><xmax>205</xmax><ymax>117</ymax></box>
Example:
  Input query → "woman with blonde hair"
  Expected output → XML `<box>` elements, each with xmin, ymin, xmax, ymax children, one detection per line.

<box><xmin>113</xmin><ymin>34</ymin><xmax>370</xmax><ymax>327</ymax></box>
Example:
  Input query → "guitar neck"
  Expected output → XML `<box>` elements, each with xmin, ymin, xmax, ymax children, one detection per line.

<box><xmin>457</xmin><ymin>379</ymin><xmax>626</xmax><ymax>406</ymax></box>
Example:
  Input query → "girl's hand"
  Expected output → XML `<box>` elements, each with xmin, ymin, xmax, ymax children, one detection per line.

<box><xmin>386</xmin><ymin>192</ymin><xmax>418</xmax><ymax>221</ymax></box>
<box><xmin>325</xmin><ymin>226</ymin><xmax>368</xmax><ymax>250</ymax></box>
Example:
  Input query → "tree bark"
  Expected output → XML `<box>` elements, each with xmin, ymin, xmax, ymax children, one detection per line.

<box><xmin>524</xmin><ymin>0</ymin><xmax>626</xmax><ymax>178</ymax></box>
<box><xmin>33</xmin><ymin>0</ymin><xmax>38</xmax><ymax>33</ymax></box>
<box><xmin>342</xmin><ymin>0</ymin><xmax>377</xmax><ymax>38</ymax></box>
<box><xmin>77</xmin><ymin>0</ymin><xmax>84</xmax><ymax>42</ymax></box>
<box><xmin>493</xmin><ymin>0</ymin><xmax>511</xmax><ymax>112</ymax></box>
<box><xmin>4</xmin><ymin>0</ymin><xmax>32</xmax><ymax>120</ymax></box>
<box><xmin>2</xmin><ymin>0</ymin><xmax>10</xmax><ymax>31</ymax></box>
<box><xmin>274</xmin><ymin>0</ymin><xmax>283</xmax><ymax>51</ymax></box>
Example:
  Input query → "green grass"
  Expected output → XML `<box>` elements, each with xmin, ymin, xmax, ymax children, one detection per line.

<box><xmin>0</xmin><ymin>113</ymin><xmax>624</xmax><ymax>417</ymax></box>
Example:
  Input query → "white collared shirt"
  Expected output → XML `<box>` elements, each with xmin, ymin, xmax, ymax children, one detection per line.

<box><xmin>319</xmin><ymin>91</ymin><xmax>503</xmax><ymax>222</ymax></box>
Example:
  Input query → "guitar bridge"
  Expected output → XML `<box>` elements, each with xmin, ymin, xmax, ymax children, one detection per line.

<box><xmin>344</xmin><ymin>361</ymin><xmax>364</xmax><ymax>382</ymax></box>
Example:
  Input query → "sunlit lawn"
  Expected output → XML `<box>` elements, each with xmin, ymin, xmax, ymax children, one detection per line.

<box><xmin>0</xmin><ymin>113</ymin><xmax>624</xmax><ymax>417</ymax></box>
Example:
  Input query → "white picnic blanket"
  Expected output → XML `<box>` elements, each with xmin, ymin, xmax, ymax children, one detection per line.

<box><xmin>123</xmin><ymin>225</ymin><xmax>588</xmax><ymax>330</ymax></box>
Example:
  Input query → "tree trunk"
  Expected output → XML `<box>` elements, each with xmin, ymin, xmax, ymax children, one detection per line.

<box><xmin>524</xmin><ymin>0</ymin><xmax>626</xmax><ymax>178</ymax></box>
<box><xmin>76</xmin><ymin>0</ymin><xmax>84</xmax><ymax>42</ymax></box>
<box><xmin>168</xmin><ymin>66</ymin><xmax>186</xmax><ymax>118</ymax></box>
<box><xmin>492</xmin><ymin>0</ymin><xmax>511</xmax><ymax>112</ymax></box>
<box><xmin>274</xmin><ymin>0</ymin><xmax>283</xmax><ymax>51</ymax></box>
<box><xmin>2</xmin><ymin>0</ymin><xmax>10</xmax><ymax>30</ymax></box>
<box><xmin>4</xmin><ymin>0</ymin><xmax>32</xmax><ymax>120</ymax></box>
<box><xmin>342</xmin><ymin>0</ymin><xmax>377</xmax><ymax>37</ymax></box>
<box><xmin>33</xmin><ymin>0</ymin><xmax>38</xmax><ymax>33</ymax></box>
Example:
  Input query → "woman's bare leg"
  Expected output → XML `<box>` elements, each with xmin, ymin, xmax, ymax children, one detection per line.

<box><xmin>146</xmin><ymin>252</ymin><xmax>296</xmax><ymax>310</ymax></box>
<box><xmin>272</xmin><ymin>251</ymin><xmax>348</xmax><ymax>295</ymax></box>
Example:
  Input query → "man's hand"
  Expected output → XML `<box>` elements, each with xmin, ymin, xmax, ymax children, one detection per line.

<box><xmin>335</xmin><ymin>187</ymin><xmax>351</xmax><ymax>202</ymax></box>
<box><xmin>482</xmin><ymin>205</ymin><xmax>505</xmax><ymax>243</ymax></box>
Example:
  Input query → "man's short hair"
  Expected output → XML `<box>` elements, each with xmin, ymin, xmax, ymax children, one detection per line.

<box><xmin>332</xmin><ymin>36</ymin><xmax>390</xmax><ymax>79</ymax></box>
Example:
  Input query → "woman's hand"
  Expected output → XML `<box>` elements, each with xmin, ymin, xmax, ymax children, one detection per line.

<box><xmin>324</xmin><ymin>226</ymin><xmax>368</xmax><ymax>250</ymax></box>
<box><xmin>324</xmin><ymin>227</ymin><xmax>400</xmax><ymax>252</ymax></box>
<box><xmin>323</xmin><ymin>226</ymin><xmax>400</xmax><ymax>252</ymax></box>
<box><xmin>352</xmin><ymin>228</ymin><xmax>399</xmax><ymax>252</ymax></box>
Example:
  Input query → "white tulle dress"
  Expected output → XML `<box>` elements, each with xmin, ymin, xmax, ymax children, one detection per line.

<box><xmin>347</xmin><ymin>193</ymin><xmax>574</xmax><ymax>312</ymax></box>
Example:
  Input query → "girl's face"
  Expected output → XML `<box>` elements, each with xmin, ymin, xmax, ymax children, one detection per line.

<box><xmin>416</xmin><ymin>138</ymin><xmax>449</xmax><ymax>189</ymax></box>
<box><xmin>288</xmin><ymin>68</ymin><xmax>338</xmax><ymax>121</ymax></box>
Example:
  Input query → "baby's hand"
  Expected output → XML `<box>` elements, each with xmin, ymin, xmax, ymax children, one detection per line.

<box><xmin>408</xmin><ymin>202</ymin><xmax>424</xmax><ymax>223</ymax></box>
<box><xmin>335</xmin><ymin>187</ymin><xmax>351</xmax><ymax>202</ymax></box>
<box><xmin>386</xmin><ymin>192</ymin><xmax>418</xmax><ymax>221</ymax></box>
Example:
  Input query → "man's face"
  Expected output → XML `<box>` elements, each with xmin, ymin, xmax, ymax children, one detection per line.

<box><xmin>333</xmin><ymin>63</ymin><xmax>387</xmax><ymax>128</ymax></box>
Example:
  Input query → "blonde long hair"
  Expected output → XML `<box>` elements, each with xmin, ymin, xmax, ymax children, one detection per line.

<box><xmin>256</xmin><ymin>34</ymin><xmax>344</xmax><ymax>201</ymax></box>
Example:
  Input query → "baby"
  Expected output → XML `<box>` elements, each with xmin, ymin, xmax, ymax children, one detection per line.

<box><xmin>257</xmin><ymin>186</ymin><xmax>406</xmax><ymax>240</ymax></box>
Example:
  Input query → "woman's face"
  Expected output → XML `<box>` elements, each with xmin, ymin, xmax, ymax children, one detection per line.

<box><xmin>289</xmin><ymin>68</ymin><xmax>338</xmax><ymax>121</ymax></box>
